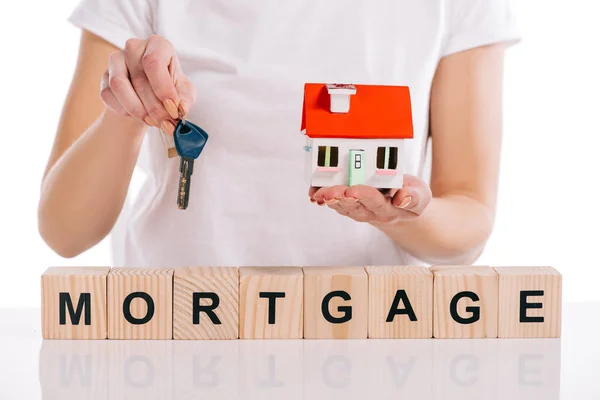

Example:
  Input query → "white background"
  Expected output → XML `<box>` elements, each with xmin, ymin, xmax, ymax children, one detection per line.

<box><xmin>0</xmin><ymin>0</ymin><xmax>598</xmax><ymax>307</ymax></box>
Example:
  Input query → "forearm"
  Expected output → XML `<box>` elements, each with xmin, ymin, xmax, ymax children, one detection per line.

<box><xmin>373</xmin><ymin>194</ymin><xmax>494</xmax><ymax>265</ymax></box>
<box><xmin>38</xmin><ymin>109</ymin><xmax>147</xmax><ymax>257</ymax></box>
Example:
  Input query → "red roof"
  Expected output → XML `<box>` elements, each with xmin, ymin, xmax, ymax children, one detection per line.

<box><xmin>301</xmin><ymin>83</ymin><xmax>414</xmax><ymax>139</ymax></box>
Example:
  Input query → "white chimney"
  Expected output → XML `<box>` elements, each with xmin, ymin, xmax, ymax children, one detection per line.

<box><xmin>326</xmin><ymin>84</ymin><xmax>357</xmax><ymax>114</ymax></box>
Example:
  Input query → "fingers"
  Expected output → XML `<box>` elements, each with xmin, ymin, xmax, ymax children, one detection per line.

<box><xmin>100</xmin><ymin>36</ymin><xmax>195</xmax><ymax>133</ymax></box>
<box><xmin>308</xmin><ymin>176</ymin><xmax>432</xmax><ymax>224</ymax></box>
<box><xmin>391</xmin><ymin>175</ymin><xmax>433</xmax><ymax>215</ymax></box>
<box><xmin>310</xmin><ymin>185</ymin><xmax>376</xmax><ymax>222</ymax></box>
<box><xmin>124</xmin><ymin>38</ymin><xmax>173</xmax><ymax>130</ymax></box>
<box><xmin>312</xmin><ymin>185</ymin><xmax>347</xmax><ymax>205</ymax></box>
<box><xmin>175</xmin><ymin>75</ymin><xmax>197</xmax><ymax>118</ymax></box>
<box><xmin>142</xmin><ymin>35</ymin><xmax>181</xmax><ymax>118</ymax></box>
<box><xmin>100</xmin><ymin>70</ymin><xmax>128</xmax><ymax>116</ymax></box>
<box><xmin>107</xmin><ymin>50</ymin><xmax>146</xmax><ymax>120</ymax></box>
<box><xmin>345</xmin><ymin>185</ymin><xmax>393</xmax><ymax>213</ymax></box>
<box><xmin>308</xmin><ymin>187</ymin><xmax>320</xmax><ymax>203</ymax></box>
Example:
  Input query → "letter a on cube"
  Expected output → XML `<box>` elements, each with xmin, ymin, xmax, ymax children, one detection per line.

<box><xmin>431</xmin><ymin>266</ymin><xmax>498</xmax><ymax>338</ymax></box>
<box><xmin>303</xmin><ymin>266</ymin><xmax>368</xmax><ymax>339</ymax></box>
<box><xmin>108</xmin><ymin>268</ymin><xmax>173</xmax><ymax>340</ymax></box>
<box><xmin>495</xmin><ymin>267</ymin><xmax>562</xmax><ymax>338</ymax></box>
<box><xmin>366</xmin><ymin>266</ymin><xmax>433</xmax><ymax>338</ymax></box>
<box><xmin>41</xmin><ymin>267</ymin><xmax>110</xmax><ymax>339</ymax></box>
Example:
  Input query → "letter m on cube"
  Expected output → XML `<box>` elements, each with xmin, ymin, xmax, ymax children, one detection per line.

<box><xmin>41</xmin><ymin>267</ymin><xmax>110</xmax><ymax>339</ymax></box>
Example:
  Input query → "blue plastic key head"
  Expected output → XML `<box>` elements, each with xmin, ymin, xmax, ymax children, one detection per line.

<box><xmin>173</xmin><ymin>120</ymin><xmax>209</xmax><ymax>159</ymax></box>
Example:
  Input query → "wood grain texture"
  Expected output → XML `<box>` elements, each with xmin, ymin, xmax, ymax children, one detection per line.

<box><xmin>303</xmin><ymin>266</ymin><xmax>368</xmax><ymax>339</ymax></box>
<box><xmin>366</xmin><ymin>266</ymin><xmax>433</xmax><ymax>338</ymax></box>
<box><xmin>107</xmin><ymin>268</ymin><xmax>173</xmax><ymax>340</ymax></box>
<box><xmin>495</xmin><ymin>266</ymin><xmax>562</xmax><ymax>338</ymax></box>
<box><xmin>173</xmin><ymin>266</ymin><xmax>239</xmax><ymax>340</ymax></box>
<box><xmin>41</xmin><ymin>267</ymin><xmax>110</xmax><ymax>339</ymax></box>
<box><xmin>239</xmin><ymin>267</ymin><xmax>303</xmax><ymax>339</ymax></box>
<box><xmin>431</xmin><ymin>266</ymin><xmax>498</xmax><ymax>338</ymax></box>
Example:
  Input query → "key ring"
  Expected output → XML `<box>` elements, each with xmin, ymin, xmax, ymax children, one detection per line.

<box><xmin>179</xmin><ymin>109</ymin><xmax>186</xmax><ymax>126</ymax></box>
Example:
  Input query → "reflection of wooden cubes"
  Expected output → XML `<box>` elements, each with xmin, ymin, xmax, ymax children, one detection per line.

<box><xmin>107</xmin><ymin>341</ymin><xmax>173</xmax><ymax>400</ymax></box>
<box><xmin>303</xmin><ymin>267</ymin><xmax>368</xmax><ymax>339</ymax></box>
<box><xmin>366</xmin><ymin>266</ymin><xmax>433</xmax><ymax>338</ymax></box>
<box><xmin>108</xmin><ymin>268</ymin><xmax>173</xmax><ymax>340</ymax></box>
<box><xmin>433</xmin><ymin>339</ymin><xmax>499</xmax><ymax>399</ymax></box>
<box><xmin>497</xmin><ymin>339</ymin><xmax>561</xmax><ymax>400</ymax></box>
<box><xmin>41</xmin><ymin>267</ymin><xmax>110</xmax><ymax>339</ymax></box>
<box><xmin>303</xmin><ymin>341</ymin><xmax>370</xmax><ymax>399</ymax></box>
<box><xmin>239</xmin><ymin>341</ymin><xmax>303</xmax><ymax>400</ymax></box>
<box><xmin>431</xmin><ymin>266</ymin><xmax>498</xmax><ymax>338</ymax></box>
<box><xmin>39</xmin><ymin>340</ymin><xmax>108</xmax><ymax>399</ymax></box>
<box><xmin>367</xmin><ymin>340</ymin><xmax>434</xmax><ymax>399</ymax></box>
<box><xmin>495</xmin><ymin>267</ymin><xmax>562</xmax><ymax>338</ymax></box>
<box><xmin>174</xmin><ymin>341</ymin><xmax>239</xmax><ymax>399</ymax></box>
<box><xmin>239</xmin><ymin>267</ymin><xmax>303</xmax><ymax>339</ymax></box>
<box><xmin>173</xmin><ymin>267</ymin><xmax>239</xmax><ymax>340</ymax></box>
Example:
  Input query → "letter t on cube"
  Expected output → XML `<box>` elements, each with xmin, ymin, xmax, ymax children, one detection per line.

<box><xmin>239</xmin><ymin>267</ymin><xmax>304</xmax><ymax>339</ymax></box>
<box><xmin>41</xmin><ymin>267</ymin><xmax>110</xmax><ymax>339</ymax></box>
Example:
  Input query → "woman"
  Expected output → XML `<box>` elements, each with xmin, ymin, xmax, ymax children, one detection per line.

<box><xmin>38</xmin><ymin>0</ymin><xmax>519</xmax><ymax>267</ymax></box>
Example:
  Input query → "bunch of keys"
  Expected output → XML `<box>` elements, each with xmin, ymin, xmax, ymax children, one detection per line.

<box><xmin>173</xmin><ymin>111</ymin><xmax>209</xmax><ymax>210</ymax></box>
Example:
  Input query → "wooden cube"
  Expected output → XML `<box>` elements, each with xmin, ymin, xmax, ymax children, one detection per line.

<box><xmin>41</xmin><ymin>267</ymin><xmax>110</xmax><ymax>339</ymax></box>
<box><xmin>108</xmin><ymin>268</ymin><xmax>173</xmax><ymax>340</ymax></box>
<box><xmin>495</xmin><ymin>267</ymin><xmax>562</xmax><ymax>338</ymax></box>
<box><xmin>173</xmin><ymin>266</ymin><xmax>239</xmax><ymax>340</ymax></box>
<box><xmin>366</xmin><ymin>266</ymin><xmax>433</xmax><ymax>338</ymax></box>
<box><xmin>239</xmin><ymin>267</ymin><xmax>303</xmax><ymax>339</ymax></box>
<box><xmin>431</xmin><ymin>266</ymin><xmax>498</xmax><ymax>338</ymax></box>
<box><xmin>303</xmin><ymin>266</ymin><xmax>368</xmax><ymax>339</ymax></box>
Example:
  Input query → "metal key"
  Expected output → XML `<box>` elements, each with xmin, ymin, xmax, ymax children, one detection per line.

<box><xmin>173</xmin><ymin>115</ymin><xmax>209</xmax><ymax>210</ymax></box>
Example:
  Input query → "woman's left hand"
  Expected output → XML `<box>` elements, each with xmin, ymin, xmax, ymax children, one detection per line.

<box><xmin>309</xmin><ymin>175</ymin><xmax>432</xmax><ymax>224</ymax></box>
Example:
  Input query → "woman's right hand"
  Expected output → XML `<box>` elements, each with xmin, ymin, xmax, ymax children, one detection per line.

<box><xmin>100</xmin><ymin>35</ymin><xmax>196</xmax><ymax>135</ymax></box>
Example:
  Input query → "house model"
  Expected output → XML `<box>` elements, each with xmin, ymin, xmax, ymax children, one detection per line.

<box><xmin>301</xmin><ymin>83</ymin><xmax>414</xmax><ymax>188</ymax></box>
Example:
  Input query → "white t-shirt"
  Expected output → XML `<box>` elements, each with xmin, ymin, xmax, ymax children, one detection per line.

<box><xmin>68</xmin><ymin>0</ymin><xmax>519</xmax><ymax>268</ymax></box>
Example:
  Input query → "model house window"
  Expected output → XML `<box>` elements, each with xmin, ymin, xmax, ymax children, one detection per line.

<box><xmin>354</xmin><ymin>153</ymin><xmax>362</xmax><ymax>169</ymax></box>
<box><xmin>376</xmin><ymin>147</ymin><xmax>398</xmax><ymax>170</ymax></box>
<box><xmin>317</xmin><ymin>146</ymin><xmax>339</xmax><ymax>167</ymax></box>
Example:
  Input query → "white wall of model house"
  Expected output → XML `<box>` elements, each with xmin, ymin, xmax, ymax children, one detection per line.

<box><xmin>304</xmin><ymin>137</ymin><xmax>406</xmax><ymax>188</ymax></box>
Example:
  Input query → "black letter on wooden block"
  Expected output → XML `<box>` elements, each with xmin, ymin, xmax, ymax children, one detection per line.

<box><xmin>123</xmin><ymin>292</ymin><xmax>155</xmax><ymax>325</ymax></box>
<box><xmin>322</xmin><ymin>290</ymin><xmax>352</xmax><ymax>323</ymax></box>
<box><xmin>449</xmin><ymin>291</ymin><xmax>480</xmax><ymax>324</ymax></box>
<box><xmin>193</xmin><ymin>292</ymin><xmax>221</xmax><ymax>325</ymax></box>
<box><xmin>259</xmin><ymin>292</ymin><xmax>286</xmax><ymax>324</ymax></box>
<box><xmin>386</xmin><ymin>290</ymin><xmax>417</xmax><ymax>322</ymax></box>
<box><xmin>59</xmin><ymin>292</ymin><xmax>91</xmax><ymax>326</ymax></box>
<box><xmin>519</xmin><ymin>290</ymin><xmax>544</xmax><ymax>323</ymax></box>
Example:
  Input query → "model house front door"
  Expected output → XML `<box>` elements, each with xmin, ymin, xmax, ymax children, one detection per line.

<box><xmin>348</xmin><ymin>149</ymin><xmax>366</xmax><ymax>186</ymax></box>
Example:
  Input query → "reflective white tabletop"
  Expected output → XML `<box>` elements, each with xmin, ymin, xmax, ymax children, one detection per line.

<box><xmin>0</xmin><ymin>303</ymin><xmax>598</xmax><ymax>399</ymax></box>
